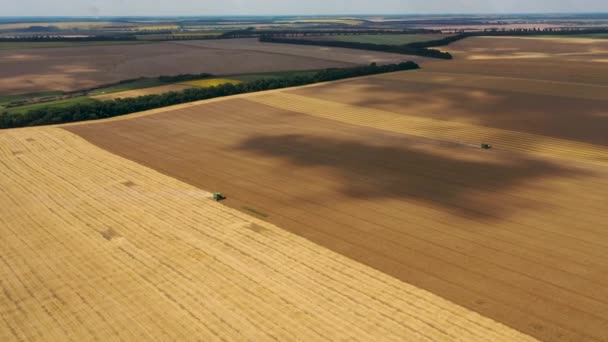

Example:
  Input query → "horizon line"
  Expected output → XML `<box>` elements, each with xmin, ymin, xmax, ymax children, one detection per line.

<box><xmin>2</xmin><ymin>12</ymin><xmax>608</xmax><ymax>18</ymax></box>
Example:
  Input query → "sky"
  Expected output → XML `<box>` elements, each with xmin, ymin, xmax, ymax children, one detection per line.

<box><xmin>3</xmin><ymin>0</ymin><xmax>608</xmax><ymax>17</ymax></box>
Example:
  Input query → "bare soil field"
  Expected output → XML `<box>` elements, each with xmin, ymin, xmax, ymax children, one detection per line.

<box><xmin>91</xmin><ymin>84</ymin><xmax>193</xmax><ymax>101</ymax></box>
<box><xmin>67</xmin><ymin>92</ymin><xmax>608</xmax><ymax>341</ymax></box>
<box><xmin>430</xmin><ymin>36</ymin><xmax>608</xmax><ymax>85</ymax></box>
<box><xmin>0</xmin><ymin>127</ymin><xmax>533</xmax><ymax>341</ymax></box>
<box><xmin>0</xmin><ymin>38</ymin><xmax>419</xmax><ymax>95</ymax></box>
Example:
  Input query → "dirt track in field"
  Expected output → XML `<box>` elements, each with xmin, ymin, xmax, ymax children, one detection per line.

<box><xmin>91</xmin><ymin>84</ymin><xmax>194</xmax><ymax>101</ymax></box>
<box><xmin>67</xmin><ymin>95</ymin><xmax>608</xmax><ymax>342</ymax></box>
<box><xmin>0</xmin><ymin>38</ymin><xmax>421</xmax><ymax>96</ymax></box>
<box><xmin>0</xmin><ymin>127</ymin><xmax>534</xmax><ymax>341</ymax></box>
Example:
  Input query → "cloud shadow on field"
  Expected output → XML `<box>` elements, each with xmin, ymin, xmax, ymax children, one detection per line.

<box><xmin>291</xmin><ymin>77</ymin><xmax>608</xmax><ymax>147</ymax></box>
<box><xmin>235</xmin><ymin>134</ymin><xmax>587</xmax><ymax>220</ymax></box>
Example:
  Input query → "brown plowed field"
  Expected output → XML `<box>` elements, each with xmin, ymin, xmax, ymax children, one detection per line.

<box><xmin>67</xmin><ymin>94</ymin><xmax>608</xmax><ymax>341</ymax></box>
<box><xmin>0</xmin><ymin>127</ymin><xmax>534</xmax><ymax>341</ymax></box>
<box><xmin>0</xmin><ymin>38</ymin><xmax>421</xmax><ymax>95</ymax></box>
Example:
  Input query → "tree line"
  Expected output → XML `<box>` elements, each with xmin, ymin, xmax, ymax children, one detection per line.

<box><xmin>0</xmin><ymin>62</ymin><xmax>419</xmax><ymax>129</ymax></box>
<box><xmin>259</xmin><ymin>27</ymin><xmax>608</xmax><ymax>60</ymax></box>
<box><xmin>409</xmin><ymin>27</ymin><xmax>608</xmax><ymax>48</ymax></box>
<box><xmin>259</xmin><ymin>36</ymin><xmax>453</xmax><ymax>59</ymax></box>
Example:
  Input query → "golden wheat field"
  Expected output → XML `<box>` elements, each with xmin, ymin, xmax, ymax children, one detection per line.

<box><xmin>0</xmin><ymin>127</ymin><xmax>534</xmax><ymax>341</ymax></box>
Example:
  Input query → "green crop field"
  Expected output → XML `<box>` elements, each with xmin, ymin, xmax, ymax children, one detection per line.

<box><xmin>5</xmin><ymin>96</ymin><xmax>97</xmax><ymax>114</ymax></box>
<box><xmin>0</xmin><ymin>91</ymin><xmax>63</xmax><ymax>106</ymax></box>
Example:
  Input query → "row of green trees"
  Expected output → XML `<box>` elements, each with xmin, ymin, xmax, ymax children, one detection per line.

<box><xmin>259</xmin><ymin>36</ymin><xmax>453</xmax><ymax>59</ymax></box>
<box><xmin>259</xmin><ymin>27</ymin><xmax>608</xmax><ymax>60</ymax></box>
<box><xmin>408</xmin><ymin>27</ymin><xmax>608</xmax><ymax>48</ymax></box>
<box><xmin>0</xmin><ymin>62</ymin><xmax>419</xmax><ymax>129</ymax></box>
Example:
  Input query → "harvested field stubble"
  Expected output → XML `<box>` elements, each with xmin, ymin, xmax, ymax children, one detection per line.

<box><xmin>0</xmin><ymin>127</ymin><xmax>534</xmax><ymax>341</ymax></box>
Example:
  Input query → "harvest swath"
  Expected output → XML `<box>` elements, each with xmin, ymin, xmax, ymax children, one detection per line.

<box><xmin>0</xmin><ymin>128</ymin><xmax>530</xmax><ymax>341</ymax></box>
<box><xmin>63</xmin><ymin>36</ymin><xmax>608</xmax><ymax>342</ymax></box>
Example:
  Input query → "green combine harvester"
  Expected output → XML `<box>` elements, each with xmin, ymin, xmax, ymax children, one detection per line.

<box><xmin>481</xmin><ymin>143</ymin><xmax>492</xmax><ymax>150</ymax></box>
<box><xmin>213</xmin><ymin>192</ymin><xmax>226</xmax><ymax>201</ymax></box>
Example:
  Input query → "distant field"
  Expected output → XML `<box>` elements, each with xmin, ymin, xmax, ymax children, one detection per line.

<box><xmin>180</xmin><ymin>78</ymin><xmax>242</xmax><ymax>87</ymax></box>
<box><xmin>135</xmin><ymin>32</ymin><xmax>223</xmax><ymax>40</ymax></box>
<box><xmin>132</xmin><ymin>25</ymin><xmax>179</xmax><ymax>31</ymax></box>
<box><xmin>2</xmin><ymin>79</ymin><xmax>167</xmax><ymax>113</ymax></box>
<box><xmin>88</xmin><ymin>78</ymin><xmax>168</xmax><ymax>95</ymax></box>
<box><xmin>0</xmin><ymin>21</ymin><xmax>121</xmax><ymax>30</ymax></box>
<box><xmin>228</xmin><ymin>70</ymin><xmax>320</xmax><ymax>82</ymax></box>
<box><xmin>528</xmin><ymin>33</ymin><xmax>608</xmax><ymax>39</ymax></box>
<box><xmin>434</xmin><ymin>36</ymin><xmax>608</xmax><ymax>85</ymax></box>
<box><xmin>311</xmin><ymin>34</ymin><xmax>451</xmax><ymax>45</ymax></box>
<box><xmin>172</xmin><ymin>32</ymin><xmax>223</xmax><ymax>37</ymax></box>
<box><xmin>0</xmin><ymin>40</ymin><xmax>147</xmax><ymax>50</ymax></box>
<box><xmin>2</xmin><ymin>38</ymin><xmax>413</xmax><ymax>95</ymax></box>
<box><xmin>4</xmin><ymin>96</ymin><xmax>96</xmax><ymax>114</ymax></box>
<box><xmin>0</xmin><ymin>91</ymin><xmax>62</xmax><ymax>106</ymax></box>
<box><xmin>91</xmin><ymin>84</ymin><xmax>193</xmax><ymax>101</ymax></box>
<box><xmin>279</xmin><ymin>19</ymin><xmax>364</xmax><ymax>25</ymax></box>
